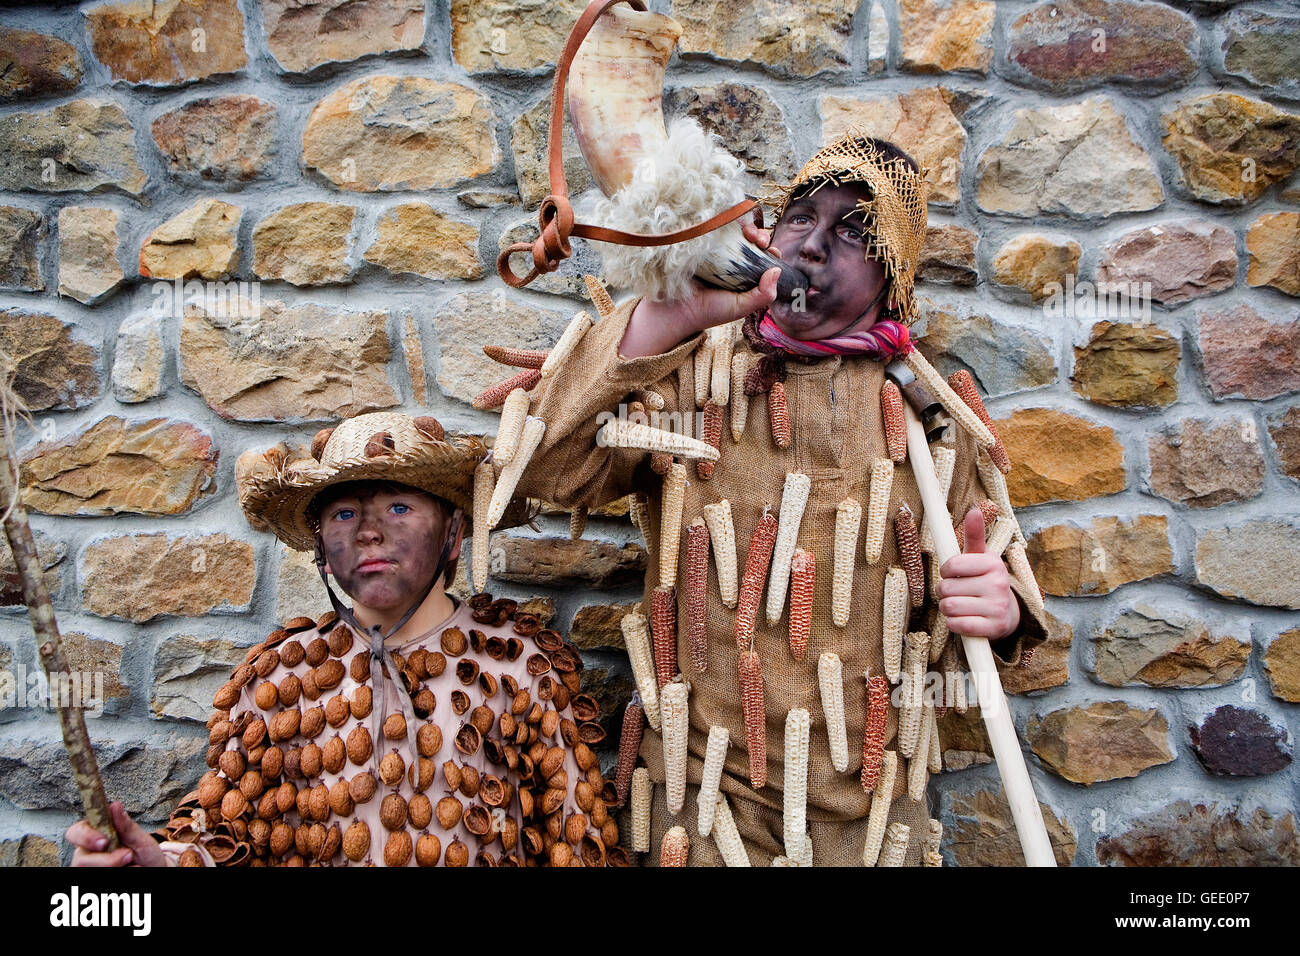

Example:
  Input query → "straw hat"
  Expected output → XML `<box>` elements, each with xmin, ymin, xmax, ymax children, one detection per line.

<box><xmin>762</xmin><ymin>131</ymin><xmax>931</xmax><ymax>326</ymax></box>
<box><xmin>238</xmin><ymin>411</ymin><xmax>536</xmax><ymax>552</ymax></box>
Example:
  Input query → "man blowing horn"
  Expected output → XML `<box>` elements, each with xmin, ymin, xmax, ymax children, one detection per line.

<box><xmin>507</xmin><ymin>134</ymin><xmax>1049</xmax><ymax>865</ymax></box>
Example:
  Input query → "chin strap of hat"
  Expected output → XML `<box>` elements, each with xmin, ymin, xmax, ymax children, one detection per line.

<box><xmin>310</xmin><ymin>507</ymin><xmax>465</xmax><ymax>798</ymax></box>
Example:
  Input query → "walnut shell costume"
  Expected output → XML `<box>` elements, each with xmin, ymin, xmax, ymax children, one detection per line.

<box><xmin>157</xmin><ymin>594</ymin><xmax>625</xmax><ymax>867</ymax></box>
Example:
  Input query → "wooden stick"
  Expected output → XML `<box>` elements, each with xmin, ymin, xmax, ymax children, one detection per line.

<box><xmin>899</xmin><ymin>399</ymin><xmax>1054</xmax><ymax>867</ymax></box>
<box><xmin>0</xmin><ymin>374</ymin><xmax>118</xmax><ymax>848</ymax></box>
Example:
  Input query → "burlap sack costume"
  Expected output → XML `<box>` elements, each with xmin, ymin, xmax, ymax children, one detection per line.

<box><xmin>484</xmin><ymin>136</ymin><xmax>1049</xmax><ymax>866</ymax></box>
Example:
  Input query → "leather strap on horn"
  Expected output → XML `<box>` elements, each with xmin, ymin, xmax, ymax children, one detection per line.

<box><xmin>497</xmin><ymin>0</ymin><xmax>758</xmax><ymax>289</ymax></box>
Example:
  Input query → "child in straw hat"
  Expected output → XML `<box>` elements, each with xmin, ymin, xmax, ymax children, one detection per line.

<box><xmin>489</xmin><ymin>134</ymin><xmax>1049</xmax><ymax>866</ymax></box>
<box><xmin>66</xmin><ymin>411</ymin><xmax>624</xmax><ymax>867</ymax></box>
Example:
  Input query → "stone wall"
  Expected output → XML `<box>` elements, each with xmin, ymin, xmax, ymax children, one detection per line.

<box><xmin>0</xmin><ymin>0</ymin><xmax>1298</xmax><ymax>866</ymax></box>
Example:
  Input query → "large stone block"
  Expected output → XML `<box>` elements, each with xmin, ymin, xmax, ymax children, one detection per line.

<box><xmin>82</xmin><ymin>533</ymin><xmax>255</xmax><ymax>622</ymax></box>
<box><xmin>20</xmin><ymin>417</ymin><xmax>217</xmax><ymax>517</ymax></box>
<box><xmin>180</xmin><ymin>300</ymin><xmax>398</xmax><ymax>422</ymax></box>
<box><xmin>303</xmin><ymin>76</ymin><xmax>499</xmax><ymax>191</ymax></box>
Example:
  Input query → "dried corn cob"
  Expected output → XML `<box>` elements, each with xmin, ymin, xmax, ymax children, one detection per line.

<box><xmin>661</xmin><ymin>680</ymin><xmax>689</xmax><ymax>814</ymax></box>
<box><xmin>629</xmin><ymin>492</ymin><xmax>648</xmax><ymax>538</ymax></box>
<box><xmin>928</xmin><ymin>558</ymin><xmax>950</xmax><ymax>664</ymax></box>
<box><xmin>979</xmin><ymin>497</ymin><xmax>1001</xmax><ymax>530</ymax></box>
<box><xmin>948</xmin><ymin>369</ymin><xmax>1011</xmax><ymax>474</ymax></box>
<box><xmin>660</xmin><ymin>825</ymin><xmax>689</xmax><ymax>867</ymax></box>
<box><xmin>738</xmin><ymin>649</ymin><xmax>767</xmax><ymax>789</ymax></box>
<box><xmin>919</xmin><ymin>446</ymin><xmax>956</xmax><ymax>554</ymax></box>
<box><xmin>907</xmin><ymin>705</ymin><xmax>932</xmax><ymax>801</ymax></box>
<box><xmin>612</xmin><ymin>700</ymin><xmax>645</xmax><ymax>808</ymax></box>
<box><xmin>569</xmin><ymin>504</ymin><xmax>588</xmax><ymax>540</ymax></box>
<box><xmin>702</xmin><ymin>499</ymin><xmax>738</xmax><ymax>609</ymax></box>
<box><xmin>486</xmin><ymin>416</ymin><xmax>544</xmax><ymax>529</ymax></box>
<box><xmin>975</xmin><ymin>449</ymin><xmax>1025</xmax><ymax>546</ymax></box>
<box><xmin>483</xmin><ymin>344</ymin><xmax>548</xmax><ymax>369</ymax></box>
<box><xmin>882</xmin><ymin>567</ymin><xmax>908</xmax><ymax>683</ymax></box>
<box><xmin>540</xmin><ymin>310</ymin><xmax>593</xmax><ymax>379</ymax></box>
<box><xmin>768</xmin><ymin>380</ymin><xmax>791</xmax><ymax>448</ymax></box>
<box><xmin>792</xmin><ymin>832</ymin><xmax>813</xmax><ymax>867</ymax></box>
<box><xmin>584</xmin><ymin>273</ymin><xmax>615</xmax><ymax>318</ymax></box>
<box><xmin>711</xmin><ymin>794</ymin><xmax>750</xmax><ymax>867</ymax></box>
<box><xmin>634</xmin><ymin>388</ymin><xmax>666</xmax><ymax>411</ymax></box>
<box><xmin>895</xmin><ymin>503</ymin><xmax>925</xmax><ymax>610</ymax></box>
<box><xmin>493</xmin><ymin>387</ymin><xmax>530</xmax><ymax>467</ymax></box>
<box><xmin>782</xmin><ymin>707</ymin><xmax>810</xmax><ymax>855</ymax></box>
<box><xmin>684</xmin><ymin>520</ymin><xmax>710</xmax><ymax>672</ymax></box>
<box><xmin>473</xmin><ymin>367</ymin><xmax>542</xmax><ymax>410</ymax></box>
<box><xmin>710</xmin><ymin>323</ymin><xmax>734</xmax><ymax>406</ymax></box>
<box><xmin>630</xmin><ymin>767</ymin><xmax>651</xmax><ymax>853</ymax></box>
<box><xmin>735</xmin><ymin>508</ymin><xmax>777</xmax><ymax>649</ymax></box>
<box><xmin>650</xmin><ymin>452</ymin><xmax>672</xmax><ymax>475</ymax></box>
<box><xmin>903</xmin><ymin>349</ymin><xmax>996</xmax><ymax>449</ymax></box>
<box><xmin>924</xmin><ymin>817</ymin><xmax>942</xmax><ymax>855</ymax></box>
<box><xmin>943</xmin><ymin>640</ymin><xmax>968</xmax><ymax>714</ymax></box>
<box><xmin>598</xmin><ymin>419</ymin><xmax>720</xmax><ymax>462</ymax></box>
<box><xmin>770</xmin><ymin>855</ymin><xmax>794</xmax><ymax>867</ymax></box>
<box><xmin>987</xmin><ymin>516</ymin><xmax>1015</xmax><ymax>558</ymax></box>
<box><xmin>471</xmin><ymin>461</ymin><xmax>494</xmax><ymax>591</ymax></box>
<box><xmin>878</xmin><ymin>821</ymin><xmax>910</xmax><ymax>867</ymax></box>
<box><xmin>650</xmin><ymin>585</ymin><xmax>678</xmax><ymax>688</ymax></box>
<box><xmin>881</xmin><ymin>379</ymin><xmax>907</xmax><ymax>463</ymax></box>
<box><xmin>787</xmin><ymin>548</ymin><xmax>814</xmax><ymax>661</ymax></box>
<box><xmin>1006</xmin><ymin>541</ymin><xmax>1046</xmax><ymax>616</ymax></box>
<box><xmin>818</xmin><ymin>653</ymin><xmax>849</xmax><ymax>773</ymax></box>
<box><xmin>659</xmin><ymin>462</ymin><xmax>688</xmax><ymax>589</ymax></box>
<box><xmin>694</xmin><ymin>336</ymin><xmax>713</xmax><ymax>409</ymax></box>
<box><xmin>730</xmin><ymin>352</ymin><xmax>753</xmax><ymax>442</ymax></box>
<box><xmin>862</xmin><ymin>749</ymin><xmax>898</xmax><ymax>865</ymax></box>
<box><xmin>922</xmin><ymin>818</ymin><xmax>943</xmax><ymax>867</ymax></box>
<box><xmin>832</xmin><ymin>497</ymin><xmax>862</xmax><ymax>626</ymax></box>
<box><xmin>864</xmin><ymin>458</ymin><xmax>895</xmax><ymax>563</ymax></box>
<box><xmin>898</xmin><ymin>630</ymin><xmax>930</xmax><ymax>758</ymax></box>
<box><xmin>927</xmin><ymin>702</ymin><xmax>942</xmax><ymax>774</ymax></box>
<box><xmin>861</xmin><ymin>672</ymin><xmax>891</xmax><ymax>793</ymax></box>
<box><xmin>697</xmin><ymin>725</ymin><xmax>729</xmax><ymax>836</ymax></box>
<box><xmin>622</xmin><ymin>611</ymin><xmax>661</xmax><ymax>731</ymax></box>
<box><xmin>766</xmin><ymin>471</ymin><xmax>811</xmax><ymax>626</ymax></box>
<box><xmin>697</xmin><ymin>401</ymin><xmax>723</xmax><ymax>480</ymax></box>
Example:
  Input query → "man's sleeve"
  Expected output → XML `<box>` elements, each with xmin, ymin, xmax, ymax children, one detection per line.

<box><xmin>944</xmin><ymin>431</ymin><xmax>1049</xmax><ymax>669</ymax></box>
<box><xmin>512</xmin><ymin>296</ymin><xmax>705</xmax><ymax>509</ymax></box>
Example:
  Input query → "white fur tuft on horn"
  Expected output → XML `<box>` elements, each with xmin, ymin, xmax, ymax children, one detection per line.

<box><xmin>582</xmin><ymin>119</ymin><xmax>749</xmax><ymax>302</ymax></box>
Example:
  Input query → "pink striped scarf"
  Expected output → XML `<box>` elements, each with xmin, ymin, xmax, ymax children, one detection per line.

<box><xmin>756</xmin><ymin>313</ymin><xmax>913</xmax><ymax>361</ymax></box>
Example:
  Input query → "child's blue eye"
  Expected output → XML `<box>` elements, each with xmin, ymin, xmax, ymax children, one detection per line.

<box><xmin>391</xmin><ymin>503</ymin><xmax>410</xmax><ymax>514</ymax></box>
<box><xmin>334</xmin><ymin>508</ymin><xmax>355</xmax><ymax>521</ymax></box>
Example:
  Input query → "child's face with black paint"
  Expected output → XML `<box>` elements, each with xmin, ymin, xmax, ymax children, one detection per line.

<box><xmin>766</xmin><ymin>182</ymin><xmax>889</xmax><ymax>341</ymax></box>
<box><xmin>316</xmin><ymin>484</ymin><xmax>455</xmax><ymax>615</ymax></box>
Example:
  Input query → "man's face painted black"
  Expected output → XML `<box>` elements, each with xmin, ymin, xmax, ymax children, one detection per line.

<box><xmin>766</xmin><ymin>182</ymin><xmax>889</xmax><ymax>341</ymax></box>
<box><xmin>317</xmin><ymin>485</ymin><xmax>452</xmax><ymax>615</ymax></box>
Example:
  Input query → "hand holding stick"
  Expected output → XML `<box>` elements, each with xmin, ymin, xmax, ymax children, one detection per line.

<box><xmin>895</xmin><ymin>391</ymin><xmax>1055</xmax><ymax>867</ymax></box>
<box><xmin>0</xmin><ymin>368</ymin><xmax>118</xmax><ymax>850</ymax></box>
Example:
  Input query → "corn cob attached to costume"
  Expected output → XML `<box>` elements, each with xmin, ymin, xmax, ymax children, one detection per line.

<box><xmin>540</xmin><ymin>310</ymin><xmax>593</xmax><ymax>379</ymax></box>
<box><xmin>738</xmin><ymin>649</ymin><xmax>767</xmax><ymax>789</ymax></box>
<box><xmin>735</xmin><ymin>508</ymin><xmax>777</xmax><ymax>649</ymax></box>
<box><xmin>832</xmin><ymin>497</ymin><xmax>862</xmax><ymax>626</ymax></box>
<box><xmin>878</xmin><ymin>821</ymin><xmax>910</xmax><ymax>867</ymax></box>
<box><xmin>697</xmin><ymin>725</ymin><xmax>730</xmax><ymax>836</ymax></box>
<box><xmin>782</xmin><ymin>708</ymin><xmax>811</xmax><ymax>857</ymax></box>
<box><xmin>767</xmin><ymin>471</ymin><xmax>811</xmax><ymax>625</ymax></box>
<box><xmin>787</xmin><ymin>548</ymin><xmax>814</xmax><ymax>661</ymax></box>
<box><xmin>862</xmin><ymin>749</ymin><xmax>899</xmax><ymax>865</ymax></box>
<box><xmin>702</xmin><ymin>499</ymin><xmax>738</xmax><ymax>609</ymax></box>
<box><xmin>861</xmin><ymin>671</ymin><xmax>891</xmax><ymax>794</ymax></box>
<box><xmin>631</xmin><ymin>767</ymin><xmax>652</xmax><ymax>853</ymax></box>
<box><xmin>864</xmin><ymin>458</ymin><xmax>894</xmax><ymax>563</ymax></box>
<box><xmin>622</xmin><ymin>611</ymin><xmax>661</xmax><ymax>731</ymax></box>
<box><xmin>711</xmin><ymin>794</ymin><xmax>750</xmax><ymax>867</ymax></box>
<box><xmin>661</xmin><ymin>679</ymin><xmax>690</xmax><ymax>813</ymax></box>
<box><xmin>684</xmin><ymin>519</ymin><xmax>710</xmax><ymax>671</ymax></box>
<box><xmin>818</xmin><ymin>653</ymin><xmax>849</xmax><ymax>773</ymax></box>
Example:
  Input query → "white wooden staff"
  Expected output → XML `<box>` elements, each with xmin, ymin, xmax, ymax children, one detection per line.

<box><xmin>898</xmin><ymin>398</ymin><xmax>1055</xmax><ymax>867</ymax></box>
